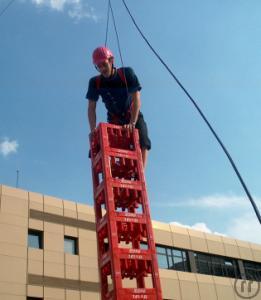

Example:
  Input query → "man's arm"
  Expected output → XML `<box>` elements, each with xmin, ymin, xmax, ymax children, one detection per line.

<box><xmin>88</xmin><ymin>100</ymin><xmax>97</xmax><ymax>132</ymax></box>
<box><xmin>126</xmin><ymin>91</ymin><xmax>141</xmax><ymax>129</ymax></box>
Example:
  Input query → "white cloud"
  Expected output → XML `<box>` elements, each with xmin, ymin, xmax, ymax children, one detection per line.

<box><xmin>170</xmin><ymin>221</ymin><xmax>226</xmax><ymax>236</ymax></box>
<box><xmin>30</xmin><ymin>0</ymin><xmax>98</xmax><ymax>21</ymax></box>
<box><xmin>163</xmin><ymin>194</ymin><xmax>261</xmax><ymax>210</ymax></box>
<box><xmin>0</xmin><ymin>138</ymin><xmax>19</xmax><ymax>157</ymax></box>
<box><xmin>170</xmin><ymin>216</ymin><xmax>261</xmax><ymax>244</ymax></box>
<box><xmin>226</xmin><ymin>213</ymin><xmax>261</xmax><ymax>244</ymax></box>
<box><xmin>162</xmin><ymin>193</ymin><xmax>261</xmax><ymax>244</ymax></box>
<box><xmin>68</xmin><ymin>1</ymin><xmax>98</xmax><ymax>21</ymax></box>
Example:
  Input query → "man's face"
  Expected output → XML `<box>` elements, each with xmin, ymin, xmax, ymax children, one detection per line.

<box><xmin>96</xmin><ymin>59</ymin><xmax>113</xmax><ymax>78</ymax></box>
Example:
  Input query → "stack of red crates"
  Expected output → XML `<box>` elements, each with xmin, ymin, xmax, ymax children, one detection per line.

<box><xmin>90</xmin><ymin>123</ymin><xmax>162</xmax><ymax>300</ymax></box>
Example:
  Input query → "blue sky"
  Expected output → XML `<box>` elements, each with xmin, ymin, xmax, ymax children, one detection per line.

<box><xmin>1</xmin><ymin>0</ymin><xmax>261</xmax><ymax>243</ymax></box>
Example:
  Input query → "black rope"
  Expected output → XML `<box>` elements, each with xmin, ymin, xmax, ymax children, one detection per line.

<box><xmin>109</xmin><ymin>0</ymin><xmax>129</xmax><ymax>93</ymax></box>
<box><xmin>0</xmin><ymin>0</ymin><xmax>15</xmax><ymax>18</ymax></box>
<box><xmin>121</xmin><ymin>0</ymin><xmax>261</xmax><ymax>224</ymax></box>
<box><xmin>105</xmin><ymin>0</ymin><xmax>110</xmax><ymax>47</ymax></box>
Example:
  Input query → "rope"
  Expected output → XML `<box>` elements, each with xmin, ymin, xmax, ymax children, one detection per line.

<box><xmin>105</xmin><ymin>0</ymin><xmax>110</xmax><ymax>47</ymax></box>
<box><xmin>0</xmin><ymin>0</ymin><xmax>15</xmax><ymax>18</ymax></box>
<box><xmin>121</xmin><ymin>0</ymin><xmax>261</xmax><ymax>224</ymax></box>
<box><xmin>109</xmin><ymin>0</ymin><xmax>129</xmax><ymax>93</ymax></box>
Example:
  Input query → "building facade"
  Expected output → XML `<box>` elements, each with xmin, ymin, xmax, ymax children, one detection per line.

<box><xmin>0</xmin><ymin>184</ymin><xmax>260</xmax><ymax>300</ymax></box>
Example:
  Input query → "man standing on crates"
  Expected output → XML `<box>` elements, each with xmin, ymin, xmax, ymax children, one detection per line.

<box><xmin>86</xmin><ymin>46</ymin><xmax>151</xmax><ymax>168</ymax></box>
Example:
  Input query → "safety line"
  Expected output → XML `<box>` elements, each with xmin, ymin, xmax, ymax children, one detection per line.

<box><xmin>105</xmin><ymin>0</ymin><xmax>110</xmax><ymax>46</ymax></box>
<box><xmin>121</xmin><ymin>0</ymin><xmax>261</xmax><ymax>224</ymax></box>
<box><xmin>0</xmin><ymin>0</ymin><xmax>15</xmax><ymax>18</ymax></box>
<box><xmin>109</xmin><ymin>0</ymin><xmax>129</xmax><ymax>93</ymax></box>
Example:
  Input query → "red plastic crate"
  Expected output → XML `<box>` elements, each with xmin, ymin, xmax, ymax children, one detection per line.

<box><xmin>90</xmin><ymin>123</ymin><xmax>162</xmax><ymax>300</ymax></box>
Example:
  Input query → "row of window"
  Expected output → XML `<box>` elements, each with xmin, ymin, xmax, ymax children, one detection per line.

<box><xmin>155</xmin><ymin>244</ymin><xmax>261</xmax><ymax>282</ymax></box>
<box><xmin>28</xmin><ymin>230</ymin><xmax>261</xmax><ymax>281</ymax></box>
<box><xmin>194</xmin><ymin>252</ymin><xmax>240</xmax><ymax>279</ymax></box>
<box><xmin>28</xmin><ymin>229</ymin><xmax>78</xmax><ymax>255</ymax></box>
<box><xmin>244</xmin><ymin>261</ymin><xmax>261</xmax><ymax>282</ymax></box>
<box><xmin>156</xmin><ymin>245</ymin><xmax>190</xmax><ymax>272</ymax></box>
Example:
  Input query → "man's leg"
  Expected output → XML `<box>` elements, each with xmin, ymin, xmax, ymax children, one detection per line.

<box><xmin>135</xmin><ymin>113</ymin><xmax>151</xmax><ymax>170</ymax></box>
<box><xmin>141</xmin><ymin>148</ymin><xmax>148</xmax><ymax>169</ymax></box>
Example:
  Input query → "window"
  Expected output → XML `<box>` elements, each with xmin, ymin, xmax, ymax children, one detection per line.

<box><xmin>28</xmin><ymin>230</ymin><xmax>43</xmax><ymax>249</ymax></box>
<box><xmin>64</xmin><ymin>236</ymin><xmax>78</xmax><ymax>255</ymax></box>
<box><xmin>172</xmin><ymin>249</ymin><xmax>189</xmax><ymax>271</ymax></box>
<box><xmin>27</xmin><ymin>298</ymin><xmax>43</xmax><ymax>300</ymax></box>
<box><xmin>140</xmin><ymin>242</ymin><xmax>148</xmax><ymax>250</ymax></box>
<box><xmin>194</xmin><ymin>252</ymin><xmax>240</xmax><ymax>279</ymax></box>
<box><xmin>244</xmin><ymin>261</ymin><xmax>261</xmax><ymax>282</ymax></box>
<box><xmin>156</xmin><ymin>245</ymin><xmax>190</xmax><ymax>272</ymax></box>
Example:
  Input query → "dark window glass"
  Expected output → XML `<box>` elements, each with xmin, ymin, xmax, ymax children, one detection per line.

<box><xmin>64</xmin><ymin>236</ymin><xmax>78</xmax><ymax>255</ymax></box>
<box><xmin>167</xmin><ymin>254</ymin><xmax>173</xmax><ymax>269</ymax></box>
<box><xmin>140</xmin><ymin>242</ymin><xmax>148</xmax><ymax>250</ymax></box>
<box><xmin>213</xmin><ymin>263</ymin><xmax>223</xmax><ymax>276</ymax></box>
<box><xmin>197</xmin><ymin>259</ymin><xmax>211</xmax><ymax>275</ymax></box>
<box><xmin>156</xmin><ymin>246</ymin><xmax>166</xmax><ymax>254</ymax></box>
<box><xmin>157</xmin><ymin>253</ymin><xmax>168</xmax><ymax>269</ymax></box>
<box><xmin>173</xmin><ymin>256</ymin><xmax>184</xmax><ymax>271</ymax></box>
<box><xmin>156</xmin><ymin>245</ymin><xmax>190</xmax><ymax>272</ymax></box>
<box><xmin>167</xmin><ymin>248</ymin><xmax>172</xmax><ymax>256</ymax></box>
<box><xmin>225</xmin><ymin>260</ymin><xmax>233</xmax><ymax>266</ymax></box>
<box><xmin>28</xmin><ymin>230</ymin><xmax>43</xmax><ymax>249</ymax></box>
<box><xmin>244</xmin><ymin>261</ymin><xmax>261</xmax><ymax>282</ymax></box>
<box><xmin>182</xmin><ymin>251</ymin><xmax>190</xmax><ymax>272</ymax></box>
<box><xmin>195</xmin><ymin>252</ymin><xmax>240</xmax><ymax>279</ymax></box>
<box><xmin>173</xmin><ymin>249</ymin><xmax>182</xmax><ymax>257</ymax></box>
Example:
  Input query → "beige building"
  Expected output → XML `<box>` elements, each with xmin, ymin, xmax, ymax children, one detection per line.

<box><xmin>0</xmin><ymin>184</ymin><xmax>260</xmax><ymax>300</ymax></box>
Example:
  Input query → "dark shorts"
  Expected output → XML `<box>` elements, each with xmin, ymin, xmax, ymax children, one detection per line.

<box><xmin>108</xmin><ymin>112</ymin><xmax>151</xmax><ymax>151</ymax></box>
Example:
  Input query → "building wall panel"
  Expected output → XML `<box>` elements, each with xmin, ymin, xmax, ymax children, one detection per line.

<box><xmin>0</xmin><ymin>185</ymin><xmax>260</xmax><ymax>300</ymax></box>
<box><xmin>0</xmin><ymin>256</ymin><xmax>27</xmax><ymax>283</ymax></box>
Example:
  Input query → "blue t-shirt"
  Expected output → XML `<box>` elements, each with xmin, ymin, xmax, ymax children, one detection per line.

<box><xmin>86</xmin><ymin>67</ymin><xmax>141</xmax><ymax>117</ymax></box>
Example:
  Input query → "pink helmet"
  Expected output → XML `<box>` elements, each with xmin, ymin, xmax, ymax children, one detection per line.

<box><xmin>92</xmin><ymin>46</ymin><xmax>114</xmax><ymax>65</ymax></box>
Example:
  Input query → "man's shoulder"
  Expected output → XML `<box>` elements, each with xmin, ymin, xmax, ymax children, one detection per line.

<box><xmin>88</xmin><ymin>75</ymin><xmax>102</xmax><ymax>91</ymax></box>
<box><xmin>89</xmin><ymin>75</ymin><xmax>100</xmax><ymax>83</ymax></box>
<box><xmin>118</xmin><ymin>67</ymin><xmax>137</xmax><ymax>79</ymax></box>
<box><xmin>118</xmin><ymin>66</ymin><xmax>135</xmax><ymax>74</ymax></box>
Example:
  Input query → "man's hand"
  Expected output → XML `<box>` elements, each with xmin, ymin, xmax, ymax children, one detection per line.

<box><xmin>123</xmin><ymin>122</ymin><xmax>136</xmax><ymax>131</ymax></box>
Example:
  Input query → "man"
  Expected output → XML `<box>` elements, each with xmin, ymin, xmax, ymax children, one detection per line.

<box><xmin>86</xmin><ymin>46</ymin><xmax>151</xmax><ymax>168</ymax></box>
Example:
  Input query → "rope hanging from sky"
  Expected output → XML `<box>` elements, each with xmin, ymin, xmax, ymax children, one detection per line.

<box><xmin>109</xmin><ymin>0</ymin><xmax>261</xmax><ymax>224</ymax></box>
<box><xmin>107</xmin><ymin>0</ymin><xmax>129</xmax><ymax>94</ymax></box>
<box><xmin>0</xmin><ymin>0</ymin><xmax>15</xmax><ymax>18</ymax></box>
<box><xmin>104</xmin><ymin>0</ymin><xmax>110</xmax><ymax>46</ymax></box>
